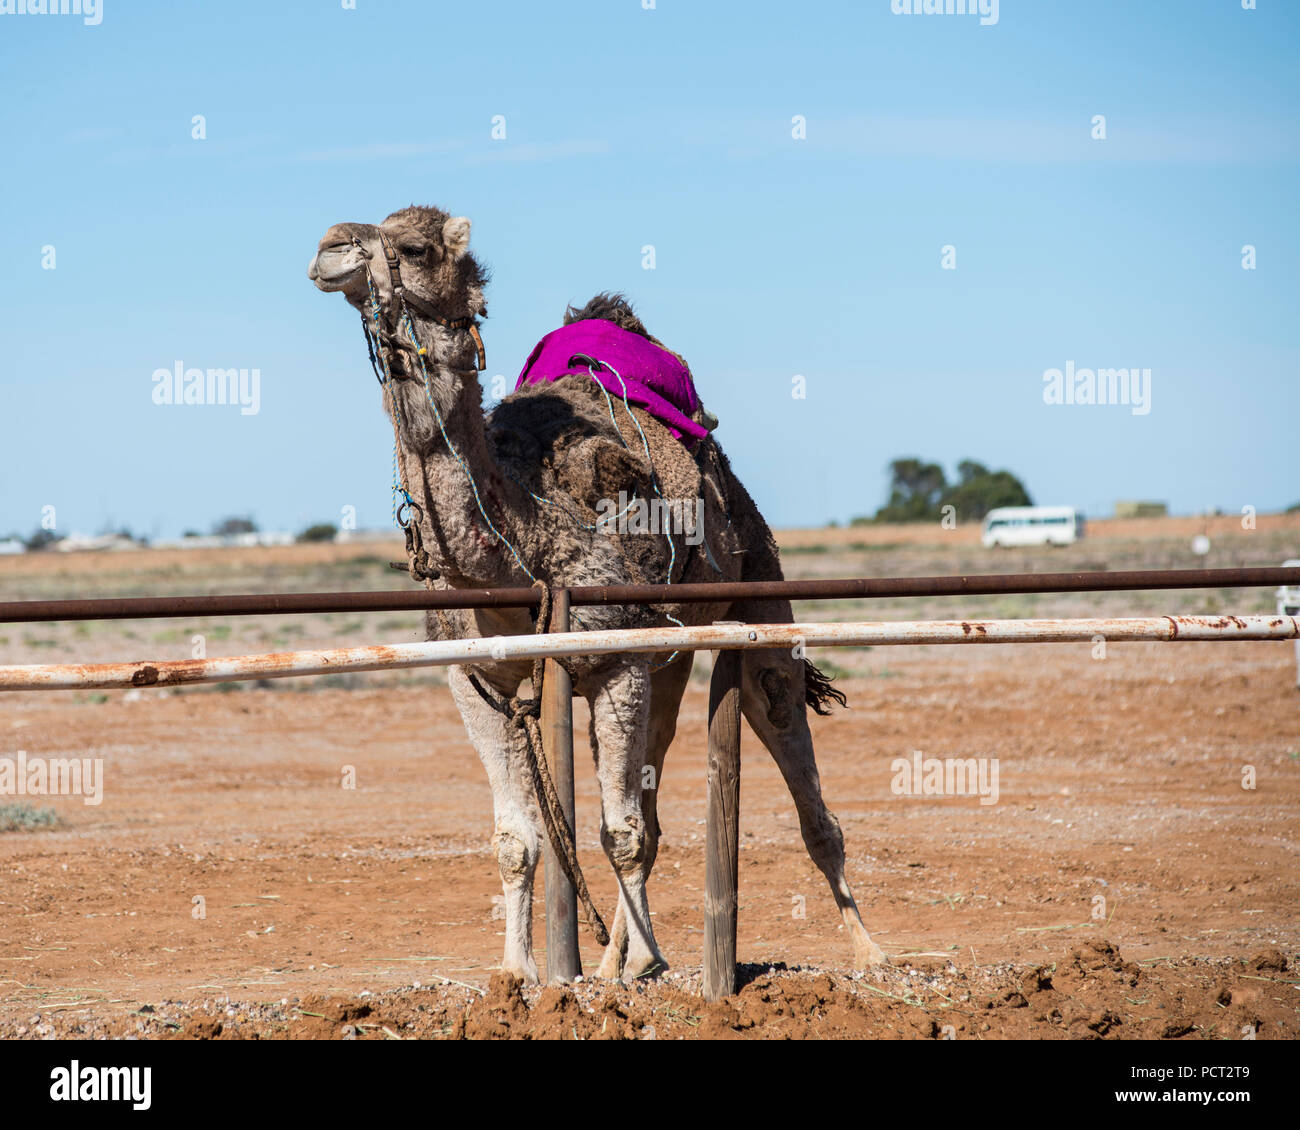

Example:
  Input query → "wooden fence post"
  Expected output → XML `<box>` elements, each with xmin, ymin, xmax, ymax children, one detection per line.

<box><xmin>541</xmin><ymin>587</ymin><xmax>581</xmax><ymax>983</ymax></box>
<box><xmin>704</xmin><ymin>646</ymin><xmax>742</xmax><ymax>1001</ymax></box>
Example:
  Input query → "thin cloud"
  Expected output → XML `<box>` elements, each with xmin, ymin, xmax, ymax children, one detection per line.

<box><xmin>65</xmin><ymin>125</ymin><xmax>125</xmax><ymax>143</ymax></box>
<box><xmin>106</xmin><ymin>135</ymin><xmax>276</xmax><ymax>165</ymax></box>
<box><xmin>822</xmin><ymin>114</ymin><xmax>1299</xmax><ymax>164</ymax></box>
<box><xmin>293</xmin><ymin>139</ymin><xmax>466</xmax><ymax>163</ymax></box>
<box><xmin>463</xmin><ymin>139</ymin><xmax>611</xmax><ymax>165</ymax></box>
<box><xmin>716</xmin><ymin>114</ymin><xmax>1300</xmax><ymax>165</ymax></box>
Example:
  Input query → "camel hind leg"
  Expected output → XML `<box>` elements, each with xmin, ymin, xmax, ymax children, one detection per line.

<box><xmin>726</xmin><ymin>597</ymin><xmax>887</xmax><ymax>968</ymax></box>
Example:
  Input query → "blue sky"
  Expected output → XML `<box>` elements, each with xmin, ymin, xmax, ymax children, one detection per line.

<box><xmin>1</xmin><ymin>0</ymin><xmax>1297</xmax><ymax>539</ymax></box>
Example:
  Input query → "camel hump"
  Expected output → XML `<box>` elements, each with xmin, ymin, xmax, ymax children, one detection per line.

<box><xmin>513</xmin><ymin>307</ymin><xmax>708</xmax><ymax>448</ymax></box>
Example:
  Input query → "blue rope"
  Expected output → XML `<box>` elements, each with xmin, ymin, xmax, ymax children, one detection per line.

<box><xmin>498</xmin><ymin>462</ymin><xmax>639</xmax><ymax>534</ymax></box>
<box><xmin>400</xmin><ymin>308</ymin><xmax>541</xmax><ymax>586</ymax></box>
<box><xmin>362</xmin><ymin>275</ymin><xmax>415</xmax><ymax>531</ymax></box>
<box><xmin>584</xmin><ymin>359</ymin><xmax>686</xmax><ymax>667</ymax></box>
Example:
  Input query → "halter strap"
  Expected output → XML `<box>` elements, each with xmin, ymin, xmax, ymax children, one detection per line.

<box><xmin>378</xmin><ymin>229</ymin><xmax>406</xmax><ymax>294</ymax></box>
<box><xmin>364</xmin><ymin>231</ymin><xmax>487</xmax><ymax>372</ymax></box>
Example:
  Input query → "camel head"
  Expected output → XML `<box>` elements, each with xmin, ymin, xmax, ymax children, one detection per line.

<box><xmin>310</xmin><ymin>206</ymin><xmax>493</xmax><ymax>456</ymax></box>
<box><xmin>309</xmin><ymin>204</ymin><xmax>488</xmax><ymax>327</ymax></box>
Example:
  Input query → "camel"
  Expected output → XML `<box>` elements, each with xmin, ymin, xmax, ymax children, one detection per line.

<box><xmin>308</xmin><ymin>205</ymin><xmax>886</xmax><ymax>983</ymax></box>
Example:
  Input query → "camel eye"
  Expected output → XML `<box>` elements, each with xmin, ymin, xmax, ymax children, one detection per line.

<box><xmin>397</xmin><ymin>242</ymin><xmax>427</xmax><ymax>258</ymax></box>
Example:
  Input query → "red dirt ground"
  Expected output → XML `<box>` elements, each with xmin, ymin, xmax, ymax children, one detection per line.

<box><xmin>1</xmin><ymin>639</ymin><xmax>1297</xmax><ymax>1039</ymax></box>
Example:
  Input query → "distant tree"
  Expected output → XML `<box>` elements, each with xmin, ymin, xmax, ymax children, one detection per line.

<box><xmin>212</xmin><ymin>516</ymin><xmax>258</xmax><ymax>537</ymax></box>
<box><xmin>874</xmin><ymin>458</ymin><xmax>948</xmax><ymax>522</ymax></box>
<box><xmin>97</xmin><ymin>524</ymin><xmax>138</xmax><ymax>543</ymax></box>
<box><xmin>870</xmin><ymin>457</ymin><xmax>1033</xmax><ymax>523</ymax></box>
<box><xmin>939</xmin><ymin>460</ymin><xmax>1033</xmax><ymax>522</ymax></box>
<box><xmin>181</xmin><ymin>529</ymin><xmax>202</xmax><ymax>539</ymax></box>
<box><xmin>297</xmin><ymin>523</ymin><xmax>338</xmax><ymax>544</ymax></box>
<box><xmin>1288</xmin><ymin>501</ymin><xmax>1300</xmax><ymax>514</ymax></box>
<box><xmin>24</xmin><ymin>528</ymin><xmax>64</xmax><ymax>551</ymax></box>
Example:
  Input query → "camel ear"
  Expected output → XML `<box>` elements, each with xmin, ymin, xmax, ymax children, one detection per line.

<box><xmin>443</xmin><ymin>216</ymin><xmax>471</xmax><ymax>260</ymax></box>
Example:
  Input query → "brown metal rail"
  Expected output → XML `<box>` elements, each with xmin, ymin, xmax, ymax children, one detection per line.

<box><xmin>0</xmin><ymin>567</ymin><xmax>1297</xmax><ymax>624</ymax></box>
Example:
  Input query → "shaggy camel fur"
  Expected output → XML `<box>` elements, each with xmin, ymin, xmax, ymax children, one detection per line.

<box><xmin>309</xmin><ymin>205</ymin><xmax>885</xmax><ymax>983</ymax></box>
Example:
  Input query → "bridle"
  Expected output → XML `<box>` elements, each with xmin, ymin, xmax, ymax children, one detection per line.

<box><xmin>350</xmin><ymin>223</ymin><xmax>539</xmax><ymax>595</ymax></box>
<box><xmin>354</xmin><ymin>230</ymin><xmax>486</xmax><ymax>382</ymax></box>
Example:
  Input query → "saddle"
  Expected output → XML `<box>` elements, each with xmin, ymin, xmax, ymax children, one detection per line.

<box><xmin>513</xmin><ymin>319</ymin><xmax>711</xmax><ymax>448</ymax></box>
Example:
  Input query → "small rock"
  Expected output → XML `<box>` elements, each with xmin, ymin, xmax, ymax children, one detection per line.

<box><xmin>1248</xmin><ymin>949</ymin><xmax>1288</xmax><ymax>973</ymax></box>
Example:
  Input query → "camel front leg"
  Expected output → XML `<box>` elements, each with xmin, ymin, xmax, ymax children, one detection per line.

<box><xmin>585</xmin><ymin>661</ymin><xmax>667</xmax><ymax>981</ymax></box>
<box><xmin>447</xmin><ymin>664</ymin><xmax>542</xmax><ymax>984</ymax></box>
<box><xmin>596</xmin><ymin>652</ymin><xmax>692</xmax><ymax>980</ymax></box>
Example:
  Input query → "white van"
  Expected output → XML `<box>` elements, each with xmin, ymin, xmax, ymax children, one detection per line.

<box><xmin>1279</xmin><ymin>559</ymin><xmax>1300</xmax><ymax>689</ymax></box>
<box><xmin>1277</xmin><ymin>559</ymin><xmax>1300</xmax><ymax>616</ymax></box>
<box><xmin>981</xmin><ymin>506</ymin><xmax>1084</xmax><ymax>548</ymax></box>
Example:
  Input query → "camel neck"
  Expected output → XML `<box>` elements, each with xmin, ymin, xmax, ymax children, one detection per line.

<box><xmin>386</xmin><ymin>324</ymin><xmax>533</xmax><ymax>589</ymax></box>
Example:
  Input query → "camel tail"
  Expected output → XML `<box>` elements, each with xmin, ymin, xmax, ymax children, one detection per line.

<box><xmin>803</xmin><ymin>659</ymin><xmax>848</xmax><ymax>715</ymax></box>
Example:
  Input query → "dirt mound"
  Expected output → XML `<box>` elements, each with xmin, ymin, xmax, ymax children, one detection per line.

<box><xmin>7</xmin><ymin>942</ymin><xmax>1296</xmax><ymax>1041</ymax></box>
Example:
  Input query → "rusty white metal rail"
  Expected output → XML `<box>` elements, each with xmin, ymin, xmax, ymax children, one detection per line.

<box><xmin>0</xmin><ymin>614</ymin><xmax>1294</xmax><ymax>692</ymax></box>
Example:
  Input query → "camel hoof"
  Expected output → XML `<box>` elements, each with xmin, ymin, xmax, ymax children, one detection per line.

<box><xmin>502</xmin><ymin>960</ymin><xmax>540</xmax><ymax>986</ymax></box>
<box><xmin>596</xmin><ymin>950</ymin><xmax>626</xmax><ymax>981</ymax></box>
<box><xmin>854</xmin><ymin>939</ymin><xmax>890</xmax><ymax>968</ymax></box>
<box><xmin>623</xmin><ymin>953</ymin><xmax>669</xmax><ymax>982</ymax></box>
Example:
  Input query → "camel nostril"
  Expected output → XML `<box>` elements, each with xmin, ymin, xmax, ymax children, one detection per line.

<box><xmin>310</xmin><ymin>245</ymin><xmax>367</xmax><ymax>290</ymax></box>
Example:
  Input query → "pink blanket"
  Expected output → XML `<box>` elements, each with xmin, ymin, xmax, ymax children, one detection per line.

<box><xmin>513</xmin><ymin>319</ymin><xmax>708</xmax><ymax>446</ymax></box>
